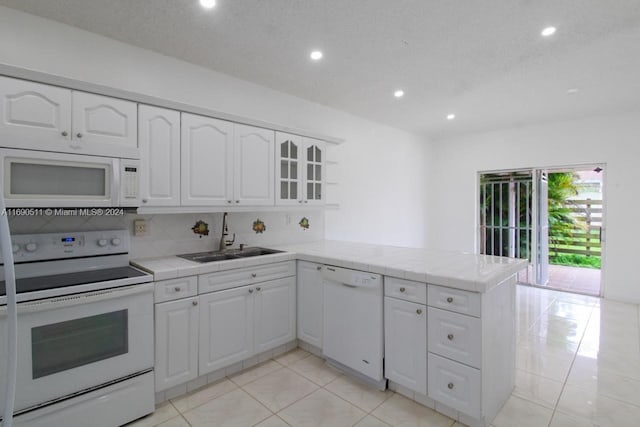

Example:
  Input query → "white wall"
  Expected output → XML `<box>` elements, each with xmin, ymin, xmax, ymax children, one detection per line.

<box><xmin>0</xmin><ymin>6</ymin><xmax>430</xmax><ymax>248</ymax></box>
<box><xmin>428</xmin><ymin>112</ymin><xmax>640</xmax><ymax>302</ymax></box>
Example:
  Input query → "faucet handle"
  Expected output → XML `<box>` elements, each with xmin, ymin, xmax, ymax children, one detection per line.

<box><xmin>239</xmin><ymin>243</ymin><xmax>245</xmax><ymax>251</ymax></box>
<box><xmin>226</xmin><ymin>233</ymin><xmax>236</xmax><ymax>247</ymax></box>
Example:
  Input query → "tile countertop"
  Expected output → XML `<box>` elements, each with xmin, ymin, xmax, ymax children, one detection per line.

<box><xmin>131</xmin><ymin>240</ymin><xmax>528</xmax><ymax>293</ymax></box>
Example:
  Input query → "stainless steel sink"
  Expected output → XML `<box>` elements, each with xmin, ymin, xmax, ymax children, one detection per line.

<box><xmin>177</xmin><ymin>247</ymin><xmax>283</xmax><ymax>263</ymax></box>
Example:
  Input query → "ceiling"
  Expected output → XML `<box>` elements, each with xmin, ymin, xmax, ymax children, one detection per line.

<box><xmin>2</xmin><ymin>0</ymin><xmax>640</xmax><ymax>139</ymax></box>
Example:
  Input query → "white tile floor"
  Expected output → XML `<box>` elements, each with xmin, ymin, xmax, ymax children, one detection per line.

<box><xmin>128</xmin><ymin>284</ymin><xmax>640</xmax><ymax>427</ymax></box>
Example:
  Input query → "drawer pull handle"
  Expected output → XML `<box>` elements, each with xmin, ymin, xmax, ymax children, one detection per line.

<box><xmin>446</xmin><ymin>297</ymin><xmax>454</xmax><ymax>303</ymax></box>
<box><xmin>174</xmin><ymin>286</ymin><xmax>181</xmax><ymax>292</ymax></box>
<box><xmin>447</xmin><ymin>382</ymin><xmax>454</xmax><ymax>390</ymax></box>
<box><xmin>192</xmin><ymin>301</ymin><xmax>198</xmax><ymax>306</ymax></box>
<box><xmin>399</xmin><ymin>287</ymin><xmax>406</xmax><ymax>293</ymax></box>
<box><xmin>248</xmin><ymin>289</ymin><xmax>254</xmax><ymax>294</ymax></box>
<box><xmin>416</xmin><ymin>309</ymin><xmax>422</xmax><ymax>315</ymax></box>
<box><xmin>447</xmin><ymin>334</ymin><xmax>454</xmax><ymax>341</ymax></box>
<box><xmin>251</xmin><ymin>273</ymin><xmax>257</xmax><ymax>278</ymax></box>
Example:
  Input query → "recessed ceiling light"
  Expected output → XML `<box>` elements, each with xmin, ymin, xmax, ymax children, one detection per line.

<box><xmin>394</xmin><ymin>90</ymin><xmax>404</xmax><ymax>98</ymax></box>
<box><xmin>541</xmin><ymin>26</ymin><xmax>557</xmax><ymax>37</ymax></box>
<box><xmin>567</xmin><ymin>88</ymin><xmax>579</xmax><ymax>95</ymax></box>
<box><xmin>199</xmin><ymin>0</ymin><xmax>216</xmax><ymax>9</ymax></box>
<box><xmin>446</xmin><ymin>113</ymin><xmax>456</xmax><ymax>120</ymax></box>
<box><xmin>310</xmin><ymin>50</ymin><xmax>323</xmax><ymax>61</ymax></box>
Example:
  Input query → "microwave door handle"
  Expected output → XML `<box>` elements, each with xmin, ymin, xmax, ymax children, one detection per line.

<box><xmin>112</xmin><ymin>159</ymin><xmax>121</xmax><ymax>206</ymax></box>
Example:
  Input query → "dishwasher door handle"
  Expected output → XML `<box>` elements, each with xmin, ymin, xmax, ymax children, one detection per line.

<box><xmin>342</xmin><ymin>283</ymin><xmax>357</xmax><ymax>288</ymax></box>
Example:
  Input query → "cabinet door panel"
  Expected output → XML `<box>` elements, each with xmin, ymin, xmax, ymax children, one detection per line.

<box><xmin>384</xmin><ymin>297</ymin><xmax>427</xmax><ymax>394</ymax></box>
<box><xmin>0</xmin><ymin>76</ymin><xmax>72</xmax><ymax>151</ymax></box>
<box><xmin>181</xmin><ymin>113</ymin><xmax>233</xmax><ymax>206</ymax></box>
<box><xmin>302</xmin><ymin>138</ymin><xmax>325</xmax><ymax>205</ymax></box>
<box><xmin>72</xmin><ymin>91</ymin><xmax>138</xmax><ymax>158</ymax></box>
<box><xmin>275</xmin><ymin>132</ymin><xmax>302</xmax><ymax>206</ymax></box>
<box><xmin>234</xmin><ymin>124</ymin><xmax>274</xmax><ymax>205</ymax></box>
<box><xmin>199</xmin><ymin>286</ymin><xmax>253</xmax><ymax>374</ymax></box>
<box><xmin>155</xmin><ymin>297</ymin><xmax>199</xmax><ymax>391</ymax></box>
<box><xmin>139</xmin><ymin>105</ymin><xmax>180</xmax><ymax>206</ymax></box>
<box><xmin>296</xmin><ymin>261</ymin><xmax>323</xmax><ymax>349</ymax></box>
<box><xmin>254</xmin><ymin>277</ymin><xmax>296</xmax><ymax>354</ymax></box>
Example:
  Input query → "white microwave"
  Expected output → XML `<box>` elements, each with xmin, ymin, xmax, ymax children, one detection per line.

<box><xmin>0</xmin><ymin>148</ymin><xmax>140</xmax><ymax>207</ymax></box>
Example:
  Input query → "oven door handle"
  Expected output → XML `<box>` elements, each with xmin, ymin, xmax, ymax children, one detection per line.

<box><xmin>0</xmin><ymin>283</ymin><xmax>153</xmax><ymax>314</ymax></box>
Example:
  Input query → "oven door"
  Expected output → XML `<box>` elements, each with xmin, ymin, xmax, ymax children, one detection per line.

<box><xmin>0</xmin><ymin>148</ymin><xmax>120</xmax><ymax>207</ymax></box>
<box><xmin>0</xmin><ymin>283</ymin><xmax>153</xmax><ymax>414</ymax></box>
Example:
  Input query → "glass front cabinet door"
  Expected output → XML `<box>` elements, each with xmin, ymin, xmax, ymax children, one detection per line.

<box><xmin>275</xmin><ymin>132</ymin><xmax>325</xmax><ymax>206</ymax></box>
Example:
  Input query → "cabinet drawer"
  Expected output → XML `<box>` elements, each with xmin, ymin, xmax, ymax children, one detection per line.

<box><xmin>428</xmin><ymin>285</ymin><xmax>481</xmax><ymax>317</ymax></box>
<box><xmin>428</xmin><ymin>307</ymin><xmax>481</xmax><ymax>368</ymax></box>
<box><xmin>428</xmin><ymin>353</ymin><xmax>481</xmax><ymax>418</ymax></box>
<box><xmin>199</xmin><ymin>261</ymin><xmax>295</xmax><ymax>294</ymax></box>
<box><xmin>154</xmin><ymin>276</ymin><xmax>198</xmax><ymax>303</ymax></box>
<box><xmin>385</xmin><ymin>277</ymin><xmax>427</xmax><ymax>304</ymax></box>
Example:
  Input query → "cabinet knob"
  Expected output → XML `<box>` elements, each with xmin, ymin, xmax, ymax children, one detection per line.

<box><xmin>446</xmin><ymin>297</ymin><xmax>454</xmax><ymax>303</ymax></box>
<box><xmin>76</xmin><ymin>133</ymin><xmax>83</xmax><ymax>138</ymax></box>
<box><xmin>304</xmin><ymin>200</ymin><xmax>308</xmax><ymax>204</ymax></box>
<box><xmin>235</xmin><ymin>200</ymin><xmax>240</xmax><ymax>204</ymax></box>
<box><xmin>227</xmin><ymin>200</ymin><xmax>232</xmax><ymax>204</ymax></box>
<box><xmin>256</xmin><ymin>287</ymin><xmax>261</xmax><ymax>291</ymax></box>
<box><xmin>447</xmin><ymin>382</ymin><xmax>454</xmax><ymax>390</ymax></box>
<box><xmin>316</xmin><ymin>266</ymin><xmax>322</xmax><ymax>271</ymax></box>
<box><xmin>61</xmin><ymin>131</ymin><xmax>68</xmax><ymax>137</ymax></box>
<box><xmin>192</xmin><ymin>300</ymin><xmax>198</xmax><ymax>306</ymax></box>
<box><xmin>174</xmin><ymin>287</ymin><xmax>181</xmax><ymax>292</ymax></box>
<box><xmin>399</xmin><ymin>287</ymin><xmax>406</xmax><ymax>293</ymax></box>
<box><xmin>298</xmin><ymin>200</ymin><xmax>303</xmax><ymax>204</ymax></box>
<box><xmin>416</xmin><ymin>309</ymin><xmax>422</xmax><ymax>315</ymax></box>
<box><xmin>251</xmin><ymin>273</ymin><xmax>257</xmax><ymax>278</ymax></box>
<box><xmin>447</xmin><ymin>333</ymin><xmax>454</xmax><ymax>341</ymax></box>
<box><xmin>142</xmin><ymin>199</ymin><xmax>148</xmax><ymax>203</ymax></box>
<box><xmin>248</xmin><ymin>289</ymin><xmax>254</xmax><ymax>293</ymax></box>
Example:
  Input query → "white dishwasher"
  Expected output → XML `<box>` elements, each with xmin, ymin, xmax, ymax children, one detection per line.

<box><xmin>323</xmin><ymin>266</ymin><xmax>385</xmax><ymax>388</ymax></box>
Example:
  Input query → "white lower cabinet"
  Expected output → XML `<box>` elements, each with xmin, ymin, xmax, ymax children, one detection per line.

<box><xmin>199</xmin><ymin>286</ymin><xmax>254</xmax><ymax>374</ymax></box>
<box><xmin>296</xmin><ymin>261</ymin><xmax>323</xmax><ymax>348</ymax></box>
<box><xmin>154</xmin><ymin>297</ymin><xmax>199</xmax><ymax>391</ymax></box>
<box><xmin>428</xmin><ymin>353</ymin><xmax>481</xmax><ymax>418</ymax></box>
<box><xmin>384</xmin><ymin>296</ymin><xmax>427</xmax><ymax>395</ymax></box>
<box><xmin>154</xmin><ymin>264</ymin><xmax>297</xmax><ymax>391</ymax></box>
<box><xmin>254</xmin><ymin>277</ymin><xmax>296</xmax><ymax>354</ymax></box>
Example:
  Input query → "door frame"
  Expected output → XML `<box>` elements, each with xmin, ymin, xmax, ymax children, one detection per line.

<box><xmin>476</xmin><ymin>162</ymin><xmax>607</xmax><ymax>297</ymax></box>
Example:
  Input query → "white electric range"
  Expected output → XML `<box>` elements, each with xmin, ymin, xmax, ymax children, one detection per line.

<box><xmin>0</xmin><ymin>229</ymin><xmax>154</xmax><ymax>427</ymax></box>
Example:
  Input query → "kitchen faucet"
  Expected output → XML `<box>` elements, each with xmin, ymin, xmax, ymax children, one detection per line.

<box><xmin>218</xmin><ymin>212</ymin><xmax>236</xmax><ymax>251</ymax></box>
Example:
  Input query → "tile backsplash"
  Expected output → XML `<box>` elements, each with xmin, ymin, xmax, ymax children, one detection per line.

<box><xmin>7</xmin><ymin>210</ymin><xmax>324</xmax><ymax>259</ymax></box>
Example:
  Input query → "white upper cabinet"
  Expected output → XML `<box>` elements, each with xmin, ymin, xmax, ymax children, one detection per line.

<box><xmin>181</xmin><ymin>113</ymin><xmax>234</xmax><ymax>206</ymax></box>
<box><xmin>303</xmin><ymin>137</ymin><xmax>325</xmax><ymax>205</ymax></box>
<box><xmin>71</xmin><ymin>91</ymin><xmax>138</xmax><ymax>158</ymax></box>
<box><xmin>276</xmin><ymin>133</ymin><xmax>325</xmax><ymax>206</ymax></box>
<box><xmin>234</xmin><ymin>124</ymin><xmax>274</xmax><ymax>206</ymax></box>
<box><xmin>139</xmin><ymin>105</ymin><xmax>180</xmax><ymax>207</ymax></box>
<box><xmin>275</xmin><ymin>132</ymin><xmax>303</xmax><ymax>205</ymax></box>
<box><xmin>0</xmin><ymin>76</ymin><xmax>72</xmax><ymax>151</ymax></box>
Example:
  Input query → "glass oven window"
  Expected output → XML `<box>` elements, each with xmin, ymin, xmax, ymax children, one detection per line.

<box><xmin>31</xmin><ymin>310</ymin><xmax>128</xmax><ymax>379</ymax></box>
<box><xmin>10</xmin><ymin>162</ymin><xmax>107</xmax><ymax>197</ymax></box>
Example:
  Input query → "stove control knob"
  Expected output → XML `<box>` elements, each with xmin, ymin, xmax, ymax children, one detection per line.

<box><xmin>111</xmin><ymin>238</ymin><xmax>121</xmax><ymax>246</ymax></box>
<box><xmin>12</xmin><ymin>244</ymin><xmax>19</xmax><ymax>253</ymax></box>
<box><xmin>25</xmin><ymin>242</ymin><xmax>37</xmax><ymax>252</ymax></box>
<box><xmin>97</xmin><ymin>239</ymin><xmax>108</xmax><ymax>247</ymax></box>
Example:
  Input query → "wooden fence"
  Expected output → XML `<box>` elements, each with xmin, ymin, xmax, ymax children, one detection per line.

<box><xmin>549</xmin><ymin>199</ymin><xmax>602</xmax><ymax>257</ymax></box>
